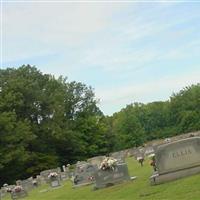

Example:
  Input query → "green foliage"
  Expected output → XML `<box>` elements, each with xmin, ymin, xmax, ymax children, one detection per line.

<box><xmin>109</xmin><ymin>84</ymin><xmax>200</xmax><ymax>150</ymax></box>
<box><xmin>0</xmin><ymin>65</ymin><xmax>105</xmax><ymax>185</ymax></box>
<box><xmin>111</xmin><ymin>105</ymin><xmax>145</xmax><ymax>149</ymax></box>
<box><xmin>0</xmin><ymin>65</ymin><xmax>200</xmax><ymax>185</ymax></box>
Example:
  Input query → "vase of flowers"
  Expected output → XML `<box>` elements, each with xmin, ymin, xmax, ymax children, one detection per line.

<box><xmin>48</xmin><ymin>172</ymin><xmax>58</xmax><ymax>180</ymax></box>
<box><xmin>99</xmin><ymin>157</ymin><xmax>118</xmax><ymax>171</ymax></box>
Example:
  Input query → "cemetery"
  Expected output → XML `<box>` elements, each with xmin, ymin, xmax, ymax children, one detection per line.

<box><xmin>1</xmin><ymin>135</ymin><xmax>200</xmax><ymax>199</ymax></box>
<box><xmin>1</xmin><ymin>2</ymin><xmax>200</xmax><ymax>199</ymax></box>
<box><xmin>1</xmin><ymin>67</ymin><xmax>200</xmax><ymax>200</ymax></box>
<box><xmin>0</xmin><ymin>157</ymin><xmax>200</xmax><ymax>200</ymax></box>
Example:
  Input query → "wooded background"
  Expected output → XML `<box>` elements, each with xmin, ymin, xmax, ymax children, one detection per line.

<box><xmin>0</xmin><ymin>65</ymin><xmax>200</xmax><ymax>185</ymax></box>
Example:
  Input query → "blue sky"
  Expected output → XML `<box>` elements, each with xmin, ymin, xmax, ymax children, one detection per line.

<box><xmin>1</xmin><ymin>1</ymin><xmax>200</xmax><ymax>115</ymax></box>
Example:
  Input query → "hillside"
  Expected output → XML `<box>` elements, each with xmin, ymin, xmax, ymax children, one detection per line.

<box><xmin>3</xmin><ymin>157</ymin><xmax>200</xmax><ymax>200</ymax></box>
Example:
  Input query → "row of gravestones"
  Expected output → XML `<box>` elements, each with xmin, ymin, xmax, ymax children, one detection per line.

<box><xmin>38</xmin><ymin>167</ymin><xmax>72</xmax><ymax>188</ymax></box>
<box><xmin>72</xmin><ymin>148</ymin><xmax>153</xmax><ymax>190</ymax></box>
<box><xmin>1</xmin><ymin>135</ymin><xmax>200</xmax><ymax>198</ymax></box>
<box><xmin>73</xmin><ymin>158</ymin><xmax>134</xmax><ymax>190</ymax></box>
<box><xmin>0</xmin><ymin>166</ymin><xmax>71</xmax><ymax>199</ymax></box>
<box><xmin>75</xmin><ymin>136</ymin><xmax>200</xmax><ymax>188</ymax></box>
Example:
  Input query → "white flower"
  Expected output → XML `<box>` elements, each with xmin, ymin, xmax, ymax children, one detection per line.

<box><xmin>48</xmin><ymin>172</ymin><xmax>58</xmax><ymax>178</ymax></box>
<box><xmin>99</xmin><ymin>157</ymin><xmax>117</xmax><ymax>170</ymax></box>
<box><xmin>13</xmin><ymin>186</ymin><xmax>23</xmax><ymax>193</ymax></box>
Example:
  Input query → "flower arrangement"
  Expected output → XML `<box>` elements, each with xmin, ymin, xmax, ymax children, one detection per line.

<box><xmin>48</xmin><ymin>172</ymin><xmax>58</xmax><ymax>179</ymax></box>
<box><xmin>88</xmin><ymin>176</ymin><xmax>94</xmax><ymax>181</ymax></box>
<box><xmin>99</xmin><ymin>157</ymin><xmax>117</xmax><ymax>171</ymax></box>
<box><xmin>6</xmin><ymin>187</ymin><xmax>12</xmax><ymax>193</ymax></box>
<box><xmin>13</xmin><ymin>186</ymin><xmax>23</xmax><ymax>193</ymax></box>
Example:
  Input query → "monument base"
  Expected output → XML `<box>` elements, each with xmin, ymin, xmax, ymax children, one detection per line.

<box><xmin>150</xmin><ymin>165</ymin><xmax>200</xmax><ymax>185</ymax></box>
<box><xmin>73</xmin><ymin>182</ymin><xmax>94</xmax><ymax>188</ymax></box>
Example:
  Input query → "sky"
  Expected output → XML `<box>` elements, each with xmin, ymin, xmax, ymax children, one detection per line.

<box><xmin>1</xmin><ymin>1</ymin><xmax>200</xmax><ymax>115</ymax></box>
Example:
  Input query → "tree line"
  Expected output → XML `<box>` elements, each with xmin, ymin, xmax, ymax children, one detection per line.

<box><xmin>0</xmin><ymin>65</ymin><xmax>200</xmax><ymax>185</ymax></box>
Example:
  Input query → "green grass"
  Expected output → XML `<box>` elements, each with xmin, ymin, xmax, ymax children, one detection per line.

<box><xmin>4</xmin><ymin>158</ymin><xmax>200</xmax><ymax>200</ymax></box>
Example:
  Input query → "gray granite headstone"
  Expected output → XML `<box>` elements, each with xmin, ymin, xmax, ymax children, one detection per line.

<box><xmin>0</xmin><ymin>188</ymin><xmax>6</xmax><ymax>198</ymax></box>
<box><xmin>40</xmin><ymin>167</ymin><xmax>61</xmax><ymax>183</ymax></box>
<box><xmin>49</xmin><ymin>177</ymin><xmax>61</xmax><ymax>188</ymax></box>
<box><xmin>11</xmin><ymin>187</ymin><xmax>28</xmax><ymax>200</ymax></box>
<box><xmin>36</xmin><ymin>175</ymin><xmax>45</xmax><ymax>185</ymax></box>
<box><xmin>60</xmin><ymin>171</ymin><xmax>69</xmax><ymax>181</ymax></box>
<box><xmin>87</xmin><ymin>156</ymin><xmax>106</xmax><ymax>167</ymax></box>
<box><xmin>94</xmin><ymin>162</ymin><xmax>131</xmax><ymax>189</ymax></box>
<box><xmin>16</xmin><ymin>178</ymin><xmax>34</xmax><ymax>192</ymax></box>
<box><xmin>150</xmin><ymin>137</ymin><xmax>200</xmax><ymax>184</ymax></box>
<box><xmin>109</xmin><ymin>151</ymin><xmax>126</xmax><ymax>162</ymax></box>
<box><xmin>73</xmin><ymin>163</ymin><xmax>97</xmax><ymax>187</ymax></box>
<box><xmin>144</xmin><ymin>146</ymin><xmax>155</xmax><ymax>156</ymax></box>
<box><xmin>126</xmin><ymin>148</ymin><xmax>137</xmax><ymax>157</ymax></box>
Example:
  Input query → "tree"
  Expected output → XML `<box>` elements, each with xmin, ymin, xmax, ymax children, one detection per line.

<box><xmin>0</xmin><ymin>65</ymin><xmax>103</xmax><ymax>185</ymax></box>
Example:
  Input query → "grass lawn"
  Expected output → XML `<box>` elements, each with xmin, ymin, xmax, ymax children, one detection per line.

<box><xmin>4</xmin><ymin>157</ymin><xmax>200</xmax><ymax>200</ymax></box>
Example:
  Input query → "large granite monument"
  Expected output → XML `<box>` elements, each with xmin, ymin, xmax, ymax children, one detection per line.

<box><xmin>150</xmin><ymin>137</ymin><xmax>200</xmax><ymax>184</ymax></box>
<box><xmin>94</xmin><ymin>162</ymin><xmax>132</xmax><ymax>189</ymax></box>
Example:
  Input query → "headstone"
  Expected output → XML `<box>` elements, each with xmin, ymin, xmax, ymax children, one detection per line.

<box><xmin>51</xmin><ymin>179</ymin><xmax>60</xmax><ymax>187</ymax></box>
<box><xmin>125</xmin><ymin>148</ymin><xmax>137</xmax><ymax>157</ymax></box>
<box><xmin>10</xmin><ymin>186</ymin><xmax>28</xmax><ymax>200</ymax></box>
<box><xmin>36</xmin><ymin>175</ymin><xmax>45</xmax><ymax>185</ymax></box>
<box><xmin>40</xmin><ymin>167</ymin><xmax>61</xmax><ymax>183</ymax></box>
<box><xmin>109</xmin><ymin>151</ymin><xmax>126</xmax><ymax>162</ymax></box>
<box><xmin>48</xmin><ymin>172</ymin><xmax>61</xmax><ymax>188</ymax></box>
<box><xmin>16</xmin><ymin>177</ymin><xmax>34</xmax><ymax>192</ymax></box>
<box><xmin>32</xmin><ymin>178</ymin><xmax>40</xmax><ymax>188</ymax></box>
<box><xmin>73</xmin><ymin>163</ymin><xmax>97</xmax><ymax>187</ymax></box>
<box><xmin>150</xmin><ymin>137</ymin><xmax>200</xmax><ymax>184</ymax></box>
<box><xmin>75</xmin><ymin>161</ymin><xmax>87</xmax><ymax>167</ymax></box>
<box><xmin>1</xmin><ymin>185</ymin><xmax>15</xmax><ymax>197</ymax></box>
<box><xmin>50</xmin><ymin>178</ymin><xmax>61</xmax><ymax>188</ymax></box>
<box><xmin>94</xmin><ymin>162</ymin><xmax>131</xmax><ymax>189</ymax></box>
<box><xmin>0</xmin><ymin>188</ymin><xmax>6</xmax><ymax>198</ymax></box>
<box><xmin>87</xmin><ymin>156</ymin><xmax>106</xmax><ymax>167</ymax></box>
<box><xmin>144</xmin><ymin>146</ymin><xmax>155</xmax><ymax>156</ymax></box>
<box><xmin>60</xmin><ymin>171</ymin><xmax>69</xmax><ymax>181</ymax></box>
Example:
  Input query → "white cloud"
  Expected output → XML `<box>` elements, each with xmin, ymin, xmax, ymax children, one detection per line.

<box><xmin>3</xmin><ymin>2</ymin><xmax>199</xmax><ymax>71</ymax></box>
<box><xmin>2</xmin><ymin>2</ymin><xmax>200</xmax><ymax>116</ymax></box>
<box><xmin>96</xmin><ymin>70</ymin><xmax>200</xmax><ymax>115</ymax></box>
<box><xmin>3</xmin><ymin>2</ymin><xmax>127</xmax><ymax>63</ymax></box>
